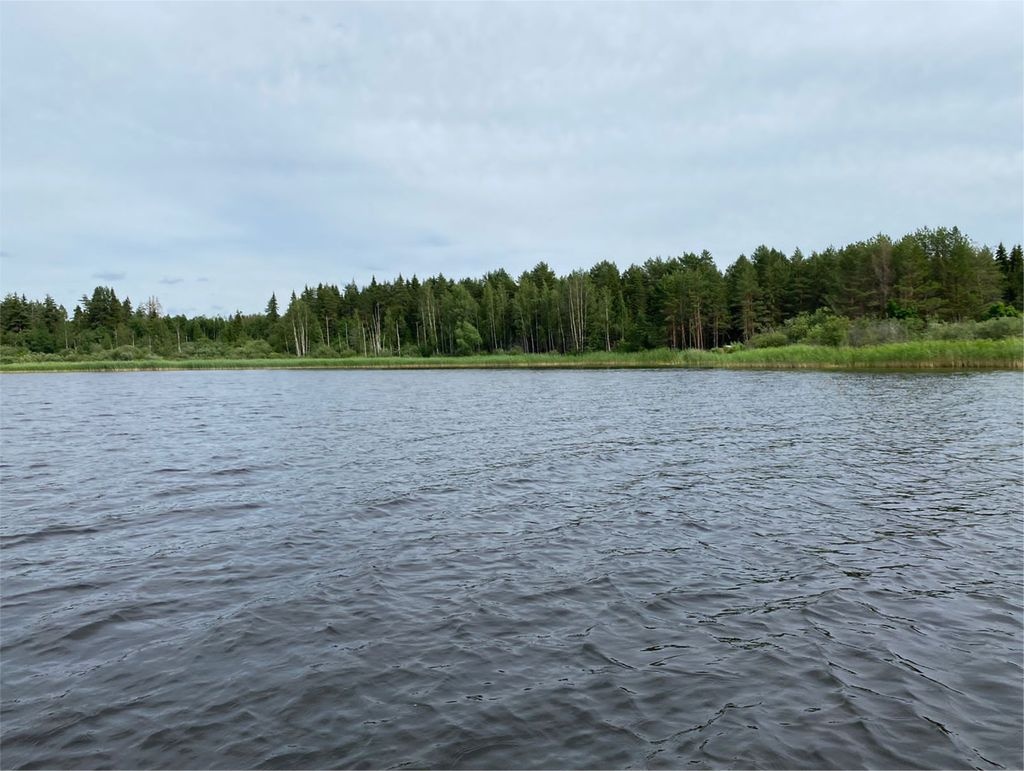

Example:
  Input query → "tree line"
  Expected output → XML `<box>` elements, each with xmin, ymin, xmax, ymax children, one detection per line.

<box><xmin>2</xmin><ymin>227</ymin><xmax>1021</xmax><ymax>358</ymax></box>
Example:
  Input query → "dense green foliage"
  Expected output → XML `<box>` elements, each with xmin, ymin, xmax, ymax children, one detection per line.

<box><xmin>2</xmin><ymin>227</ymin><xmax>1021</xmax><ymax>363</ymax></box>
<box><xmin>2</xmin><ymin>339</ymin><xmax>1020</xmax><ymax>372</ymax></box>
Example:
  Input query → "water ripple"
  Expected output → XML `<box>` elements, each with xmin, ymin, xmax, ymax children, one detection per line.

<box><xmin>1</xmin><ymin>369</ymin><xmax>1021</xmax><ymax>769</ymax></box>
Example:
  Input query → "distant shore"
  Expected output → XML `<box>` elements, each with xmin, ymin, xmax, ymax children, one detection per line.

<box><xmin>2</xmin><ymin>339</ymin><xmax>1021</xmax><ymax>373</ymax></box>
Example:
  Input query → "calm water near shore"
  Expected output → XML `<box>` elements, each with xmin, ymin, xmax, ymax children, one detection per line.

<box><xmin>1</xmin><ymin>369</ymin><xmax>1021</xmax><ymax>769</ymax></box>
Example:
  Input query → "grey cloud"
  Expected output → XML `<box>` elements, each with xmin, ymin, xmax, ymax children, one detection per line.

<box><xmin>1</xmin><ymin>2</ymin><xmax>1020</xmax><ymax>315</ymax></box>
<box><xmin>415</xmin><ymin>233</ymin><xmax>453</xmax><ymax>250</ymax></box>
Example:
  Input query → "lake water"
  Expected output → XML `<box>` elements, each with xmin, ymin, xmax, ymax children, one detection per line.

<box><xmin>1</xmin><ymin>369</ymin><xmax>1021</xmax><ymax>769</ymax></box>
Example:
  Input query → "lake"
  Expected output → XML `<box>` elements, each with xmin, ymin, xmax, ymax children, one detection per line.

<box><xmin>1</xmin><ymin>369</ymin><xmax>1021</xmax><ymax>769</ymax></box>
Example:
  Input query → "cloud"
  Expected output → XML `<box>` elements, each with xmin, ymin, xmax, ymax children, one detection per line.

<box><xmin>414</xmin><ymin>233</ymin><xmax>453</xmax><ymax>250</ymax></box>
<box><xmin>0</xmin><ymin>2</ymin><xmax>1020</xmax><ymax>315</ymax></box>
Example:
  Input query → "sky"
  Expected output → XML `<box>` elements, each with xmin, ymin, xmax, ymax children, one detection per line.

<box><xmin>1</xmin><ymin>2</ymin><xmax>1021</xmax><ymax>318</ymax></box>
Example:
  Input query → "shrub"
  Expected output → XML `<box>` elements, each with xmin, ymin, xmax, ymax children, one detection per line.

<box><xmin>805</xmin><ymin>315</ymin><xmax>849</xmax><ymax>347</ymax></box>
<box><xmin>179</xmin><ymin>341</ymin><xmax>231</xmax><ymax>359</ymax></box>
<box><xmin>783</xmin><ymin>309</ymin><xmax>850</xmax><ymax>346</ymax></box>
<box><xmin>0</xmin><ymin>345</ymin><xmax>27</xmax><ymax>361</ymax></box>
<box><xmin>105</xmin><ymin>346</ymin><xmax>150</xmax><ymax>361</ymax></box>
<box><xmin>747</xmin><ymin>330</ymin><xmax>789</xmax><ymax>348</ymax></box>
<box><xmin>983</xmin><ymin>302</ymin><xmax>1022</xmax><ymax>320</ymax></box>
<box><xmin>974</xmin><ymin>316</ymin><xmax>1024</xmax><ymax>340</ymax></box>
<box><xmin>782</xmin><ymin>314</ymin><xmax>814</xmax><ymax>343</ymax></box>
<box><xmin>236</xmin><ymin>340</ymin><xmax>274</xmax><ymax>359</ymax></box>
<box><xmin>886</xmin><ymin>300</ymin><xmax>920</xmax><ymax>319</ymax></box>
<box><xmin>924</xmin><ymin>322</ymin><xmax>977</xmax><ymax>341</ymax></box>
<box><xmin>848</xmin><ymin>318</ymin><xmax>911</xmax><ymax>347</ymax></box>
<box><xmin>454</xmin><ymin>321</ymin><xmax>483</xmax><ymax>355</ymax></box>
<box><xmin>309</xmin><ymin>344</ymin><xmax>341</xmax><ymax>359</ymax></box>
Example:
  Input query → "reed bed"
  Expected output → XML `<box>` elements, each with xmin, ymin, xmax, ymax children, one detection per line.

<box><xmin>2</xmin><ymin>338</ymin><xmax>1021</xmax><ymax>373</ymax></box>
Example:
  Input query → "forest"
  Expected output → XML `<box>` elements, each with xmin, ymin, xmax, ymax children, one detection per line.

<box><xmin>1</xmin><ymin>227</ymin><xmax>1022</xmax><ymax>362</ymax></box>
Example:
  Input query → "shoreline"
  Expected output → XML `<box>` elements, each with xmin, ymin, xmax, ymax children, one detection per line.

<box><xmin>2</xmin><ymin>340</ymin><xmax>1021</xmax><ymax>373</ymax></box>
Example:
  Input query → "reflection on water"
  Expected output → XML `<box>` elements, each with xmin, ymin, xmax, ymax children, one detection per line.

<box><xmin>1</xmin><ymin>369</ymin><xmax>1021</xmax><ymax>769</ymax></box>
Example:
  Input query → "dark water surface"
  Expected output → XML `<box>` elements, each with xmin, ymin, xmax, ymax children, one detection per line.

<box><xmin>1</xmin><ymin>370</ymin><xmax>1021</xmax><ymax>770</ymax></box>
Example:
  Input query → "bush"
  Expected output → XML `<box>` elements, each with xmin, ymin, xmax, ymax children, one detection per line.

<box><xmin>104</xmin><ymin>346</ymin><xmax>150</xmax><ymax>361</ymax></box>
<box><xmin>0</xmin><ymin>345</ymin><xmax>27</xmax><ymax>361</ymax></box>
<box><xmin>782</xmin><ymin>310</ymin><xmax>850</xmax><ymax>346</ymax></box>
<box><xmin>782</xmin><ymin>313</ymin><xmax>816</xmax><ymax>343</ymax></box>
<box><xmin>26</xmin><ymin>328</ymin><xmax>57</xmax><ymax>354</ymax></box>
<box><xmin>886</xmin><ymin>300</ymin><xmax>920</xmax><ymax>319</ymax></box>
<box><xmin>747</xmin><ymin>330</ymin><xmax>789</xmax><ymax>348</ymax></box>
<box><xmin>974</xmin><ymin>316</ymin><xmax>1024</xmax><ymax>340</ymax></box>
<box><xmin>178</xmin><ymin>341</ymin><xmax>231</xmax><ymax>359</ymax></box>
<box><xmin>309</xmin><ymin>344</ymin><xmax>341</xmax><ymax>359</ymax></box>
<box><xmin>235</xmin><ymin>340</ymin><xmax>274</xmax><ymax>359</ymax></box>
<box><xmin>848</xmin><ymin>318</ymin><xmax>911</xmax><ymax>347</ymax></box>
<box><xmin>983</xmin><ymin>302</ymin><xmax>1022</xmax><ymax>320</ymax></box>
<box><xmin>924</xmin><ymin>322</ymin><xmax>977</xmax><ymax>341</ymax></box>
<box><xmin>805</xmin><ymin>315</ymin><xmax>849</xmax><ymax>346</ymax></box>
<box><xmin>454</xmin><ymin>321</ymin><xmax>483</xmax><ymax>355</ymax></box>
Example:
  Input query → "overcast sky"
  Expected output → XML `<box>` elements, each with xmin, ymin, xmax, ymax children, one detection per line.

<box><xmin>2</xmin><ymin>2</ymin><xmax>1021</xmax><ymax>317</ymax></box>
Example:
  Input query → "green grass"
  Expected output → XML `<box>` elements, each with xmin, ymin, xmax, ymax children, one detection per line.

<box><xmin>2</xmin><ymin>338</ymin><xmax>1021</xmax><ymax>373</ymax></box>
<box><xmin>715</xmin><ymin>339</ymin><xmax>1024</xmax><ymax>368</ymax></box>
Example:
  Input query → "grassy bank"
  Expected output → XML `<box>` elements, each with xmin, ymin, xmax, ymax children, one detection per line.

<box><xmin>1</xmin><ymin>338</ymin><xmax>1021</xmax><ymax>373</ymax></box>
